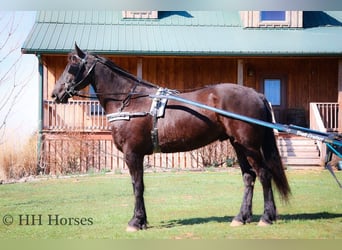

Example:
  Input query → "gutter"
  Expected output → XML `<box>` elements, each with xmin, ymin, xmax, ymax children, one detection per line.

<box><xmin>22</xmin><ymin>48</ymin><xmax>342</xmax><ymax>58</ymax></box>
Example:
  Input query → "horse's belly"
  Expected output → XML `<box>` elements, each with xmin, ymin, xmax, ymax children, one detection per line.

<box><xmin>159</xmin><ymin>137</ymin><xmax>220</xmax><ymax>153</ymax></box>
<box><xmin>157</xmin><ymin>114</ymin><xmax>225</xmax><ymax>153</ymax></box>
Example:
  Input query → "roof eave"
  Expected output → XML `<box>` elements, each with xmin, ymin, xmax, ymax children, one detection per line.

<box><xmin>22</xmin><ymin>48</ymin><xmax>342</xmax><ymax>58</ymax></box>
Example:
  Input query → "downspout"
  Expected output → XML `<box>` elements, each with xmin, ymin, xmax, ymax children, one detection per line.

<box><xmin>37</xmin><ymin>54</ymin><xmax>44</xmax><ymax>174</ymax></box>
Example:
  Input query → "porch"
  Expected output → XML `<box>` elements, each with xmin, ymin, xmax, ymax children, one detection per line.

<box><xmin>40</xmin><ymin>100</ymin><xmax>338</xmax><ymax>173</ymax></box>
<box><xmin>43</xmin><ymin>100</ymin><xmax>109</xmax><ymax>132</ymax></box>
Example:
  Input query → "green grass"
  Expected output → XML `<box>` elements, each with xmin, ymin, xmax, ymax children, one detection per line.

<box><xmin>0</xmin><ymin>169</ymin><xmax>341</xmax><ymax>239</ymax></box>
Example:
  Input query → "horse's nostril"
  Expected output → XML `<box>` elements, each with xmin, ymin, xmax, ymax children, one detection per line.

<box><xmin>51</xmin><ymin>91</ymin><xmax>60</xmax><ymax>103</ymax></box>
<box><xmin>51</xmin><ymin>89</ymin><xmax>59</xmax><ymax>99</ymax></box>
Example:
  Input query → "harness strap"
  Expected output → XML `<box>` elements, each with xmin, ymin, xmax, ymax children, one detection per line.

<box><xmin>106</xmin><ymin>88</ymin><xmax>174</xmax><ymax>153</ymax></box>
<box><xmin>106</xmin><ymin>112</ymin><xmax>148</xmax><ymax>122</ymax></box>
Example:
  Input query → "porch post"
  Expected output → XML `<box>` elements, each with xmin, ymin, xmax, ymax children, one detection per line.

<box><xmin>237</xmin><ymin>59</ymin><xmax>244</xmax><ymax>85</ymax></box>
<box><xmin>37</xmin><ymin>54</ymin><xmax>44</xmax><ymax>174</ymax></box>
<box><xmin>338</xmin><ymin>59</ymin><xmax>342</xmax><ymax>133</ymax></box>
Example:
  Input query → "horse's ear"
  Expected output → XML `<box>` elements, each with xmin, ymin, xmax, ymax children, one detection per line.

<box><xmin>75</xmin><ymin>42</ymin><xmax>86</xmax><ymax>59</ymax></box>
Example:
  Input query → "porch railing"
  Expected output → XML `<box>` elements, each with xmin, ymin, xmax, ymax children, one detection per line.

<box><xmin>309</xmin><ymin>102</ymin><xmax>339</xmax><ymax>163</ymax></box>
<box><xmin>312</xmin><ymin>103</ymin><xmax>339</xmax><ymax>132</ymax></box>
<box><xmin>43</xmin><ymin>100</ymin><xmax>110</xmax><ymax>131</ymax></box>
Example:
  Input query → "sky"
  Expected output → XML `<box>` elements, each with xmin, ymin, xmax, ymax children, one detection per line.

<box><xmin>0</xmin><ymin>11</ymin><xmax>38</xmax><ymax>143</ymax></box>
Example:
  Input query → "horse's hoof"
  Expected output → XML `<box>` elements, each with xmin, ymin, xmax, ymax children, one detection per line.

<box><xmin>230</xmin><ymin>219</ymin><xmax>244</xmax><ymax>227</ymax></box>
<box><xmin>257</xmin><ymin>220</ymin><xmax>271</xmax><ymax>227</ymax></box>
<box><xmin>126</xmin><ymin>225</ymin><xmax>139</xmax><ymax>232</ymax></box>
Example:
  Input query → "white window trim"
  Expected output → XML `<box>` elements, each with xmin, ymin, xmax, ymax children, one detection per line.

<box><xmin>122</xmin><ymin>11</ymin><xmax>158</xmax><ymax>19</ymax></box>
<box><xmin>240</xmin><ymin>11</ymin><xmax>303</xmax><ymax>28</ymax></box>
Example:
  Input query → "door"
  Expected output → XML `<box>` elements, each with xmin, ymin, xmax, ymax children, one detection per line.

<box><xmin>261</xmin><ymin>77</ymin><xmax>286</xmax><ymax>123</ymax></box>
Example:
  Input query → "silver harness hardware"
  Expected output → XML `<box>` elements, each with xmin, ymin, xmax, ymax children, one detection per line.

<box><xmin>106</xmin><ymin>112</ymin><xmax>148</xmax><ymax>122</ymax></box>
<box><xmin>106</xmin><ymin>88</ymin><xmax>175</xmax><ymax>152</ymax></box>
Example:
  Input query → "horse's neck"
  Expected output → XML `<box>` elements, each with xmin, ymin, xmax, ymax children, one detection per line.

<box><xmin>94</xmin><ymin>68</ymin><xmax>153</xmax><ymax>113</ymax></box>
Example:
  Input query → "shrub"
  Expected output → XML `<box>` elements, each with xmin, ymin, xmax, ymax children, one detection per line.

<box><xmin>0</xmin><ymin>133</ymin><xmax>38</xmax><ymax>181</ymax></box>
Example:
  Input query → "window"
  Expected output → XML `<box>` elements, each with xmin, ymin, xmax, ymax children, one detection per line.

<box><xmin>260</xmin><ymin>11</ymin><xmax>286</xmax><ymax>21</ymax></box>
<box><xmin>261</xmin><ymin>76</ymin><xmax>286</xmax><ymax>123</ymax></box>
<box><xmin>264</xmin><ymin>79</ymin><xmax>281</xmax><ymax>106</ymax></box>
<box><xmin>122</xmin><ymin>11</ymin><xmax>158</xmax><ymax>19</ymax></box>
<box><xmin>89</xmin><ymin>86</ymin><xmax>104</xmax><ymax>115</ymax></box>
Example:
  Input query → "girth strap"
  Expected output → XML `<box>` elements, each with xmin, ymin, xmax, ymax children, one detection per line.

<box><xmin>149</xmin><ymin>88</ymin><xmax>172</xmax><ymax>152</ymax></box>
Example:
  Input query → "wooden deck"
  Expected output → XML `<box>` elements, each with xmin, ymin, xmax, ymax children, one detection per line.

<box><xmin>39</xmin><ymin>101</ymin><xmax>337</xmax><ymax>173</ymax></box>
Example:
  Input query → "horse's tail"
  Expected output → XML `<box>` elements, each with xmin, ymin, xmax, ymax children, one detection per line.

<box><xmin>262</xmin><ymin>97</ymin><xmax>291</xmax><ymax>201</ymax></box>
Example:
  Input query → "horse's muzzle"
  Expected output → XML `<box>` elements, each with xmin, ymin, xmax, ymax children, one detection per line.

<box><xmin>51</xmin><ymin>91</ymin><xmax>69</xmax><ymax>104</ymax></box>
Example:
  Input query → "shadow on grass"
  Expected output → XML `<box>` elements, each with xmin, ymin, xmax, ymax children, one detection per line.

<box><xmin>161</xmin><ymin>216</ymin><xmax>234</xmax><ymax>228</ymax></box>
<box><xmin>160</xmin><ymin>212</ymin><xmax>342</xmax><ymax>228</ymax></box>
<box><xmin>280</xmin><ymin>212</ymin><xmax>342</xmax><ymax>221</ymax></box>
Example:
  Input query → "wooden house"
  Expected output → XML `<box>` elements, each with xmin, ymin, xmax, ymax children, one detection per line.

<box><xmin>22</xmin><ymin>11</ymin><xmax>342</xmax><ymax>173</ymax></box>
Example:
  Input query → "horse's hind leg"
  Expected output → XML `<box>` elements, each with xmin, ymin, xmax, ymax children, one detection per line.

<box><xmin>231</xmin><ymin>142</ymin><xmax>277</xmax><ymax>226</ymax></box>
<box><xmin>230</xmin><ymin>142</ymin><xmax>256</xmax><ymax>226</ymax></box>
<box><xmin>258</xmin><ymin>167</ymin><xmax>277</xmax><ymax>226</ymax></box>
<box><xmin>125</xmin><ymin>152</ymin><xmax>147</xmax><ymax>231</ymax></box>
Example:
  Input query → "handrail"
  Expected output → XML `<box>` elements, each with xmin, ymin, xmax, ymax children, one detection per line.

<box><xmin>310</xmin><ymin>103</ymin><xmax>327</xmax><ymax>133</ymax></box>
<box><xmin>310</xmin><ymin>102</ymin><xmax>339</xmax><ymax>164</ymax></box>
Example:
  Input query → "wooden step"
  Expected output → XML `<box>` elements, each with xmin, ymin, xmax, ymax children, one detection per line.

<box><xmin>277</xmin><ymin>138</ymin><xmax>319</xmax><ymax>146</ymax></box>
<box><xmin>281</xmin><ymin>157</ymin><xmax>322</xmax><ymax>166</ymax></box>
<box><xmin>276</xmin><ymin>135</ymin><xmax>321</xmax><ymax>167</ymax></box>
<box><xmin>278</xmin><ymin>151</ymin><xmax>320</xmax><ymax>158</ymax></box>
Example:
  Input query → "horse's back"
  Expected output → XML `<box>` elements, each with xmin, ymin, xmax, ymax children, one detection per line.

<box><xmin>158</xmin><ymin>83</ymin><xmax>268</xmax><ymax>152</ymax></box>
<box><xmin>212</xmin><ymin>84</ymin><xmax>266</xmax><ymax>118</ymax></box>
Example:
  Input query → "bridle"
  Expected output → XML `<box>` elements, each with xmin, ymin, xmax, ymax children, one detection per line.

<box><xmin>62</xmin><ymin>54</ymin><xmax>98</xmax><ymax>100</ymax></box>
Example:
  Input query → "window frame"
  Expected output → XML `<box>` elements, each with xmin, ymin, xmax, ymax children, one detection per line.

<box><xmin>259</xmin><ymin>75</ymin><xmax>287</xmax><ymax>123</ymax></box>
<box><xmin>240</xmin><ymin>11</ymin><xmax>303</xmax><ymax>28</ymax></box>
<box><xmin>263</xmin><ymin>78</ymin><xmax>282</xmax><ymax>106</ymax></box>
<box><xmin>88</xmin><ymin>85</ymin><xmax>105</xmax><ymax>116</ymax></box>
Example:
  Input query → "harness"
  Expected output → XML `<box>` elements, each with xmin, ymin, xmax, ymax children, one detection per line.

<box><xmin>106</xmin><ymin>88</ymin><xmax>176</xmax><ymax>153</ymax></box>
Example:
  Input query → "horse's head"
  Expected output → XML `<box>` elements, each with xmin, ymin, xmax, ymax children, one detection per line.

<box><xmin>52</xmin><ymin>43</ymin><xmax>97</xmax><ymax>103</ymax></box>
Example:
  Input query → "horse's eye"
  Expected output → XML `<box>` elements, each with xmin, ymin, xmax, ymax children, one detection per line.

<box><xmin>71</xmin><ymin>55</ymin><xmax>78</xmax><ymax>62</ymax></box>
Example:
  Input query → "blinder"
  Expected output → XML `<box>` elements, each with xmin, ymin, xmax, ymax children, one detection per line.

<box><xmin>68</xmin><ymin>63</ymin><xmax>82</xmax><ymax>76</ymax></box>
<box><xmin>63</xmin><ymin>54</ymin><xmax>97</xmax><ymax>98</ymax></box>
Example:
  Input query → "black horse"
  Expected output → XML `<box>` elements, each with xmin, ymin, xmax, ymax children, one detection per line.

<box><xmin>52</xmin><ymin>44</ymin><xmax>290</xmax><ymax>231</ymax></box>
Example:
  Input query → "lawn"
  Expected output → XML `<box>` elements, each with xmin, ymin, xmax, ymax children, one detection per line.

<box><xmin>0</xmin><ymin>169</ymin><xmax>341</xmax><ymax>239</ymax></box>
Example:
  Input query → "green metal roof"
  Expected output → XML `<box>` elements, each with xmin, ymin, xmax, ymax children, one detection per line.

<box><xmin>22</xmin><ymin>11</ymin><xmax>342</xmax><ymax>56</ymax></box>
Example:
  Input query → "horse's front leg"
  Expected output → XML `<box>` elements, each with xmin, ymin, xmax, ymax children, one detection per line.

<box><xmin>125</xmin><ymin>152</ymin><xmax>147</xmax><ymax>231</ymax></box>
